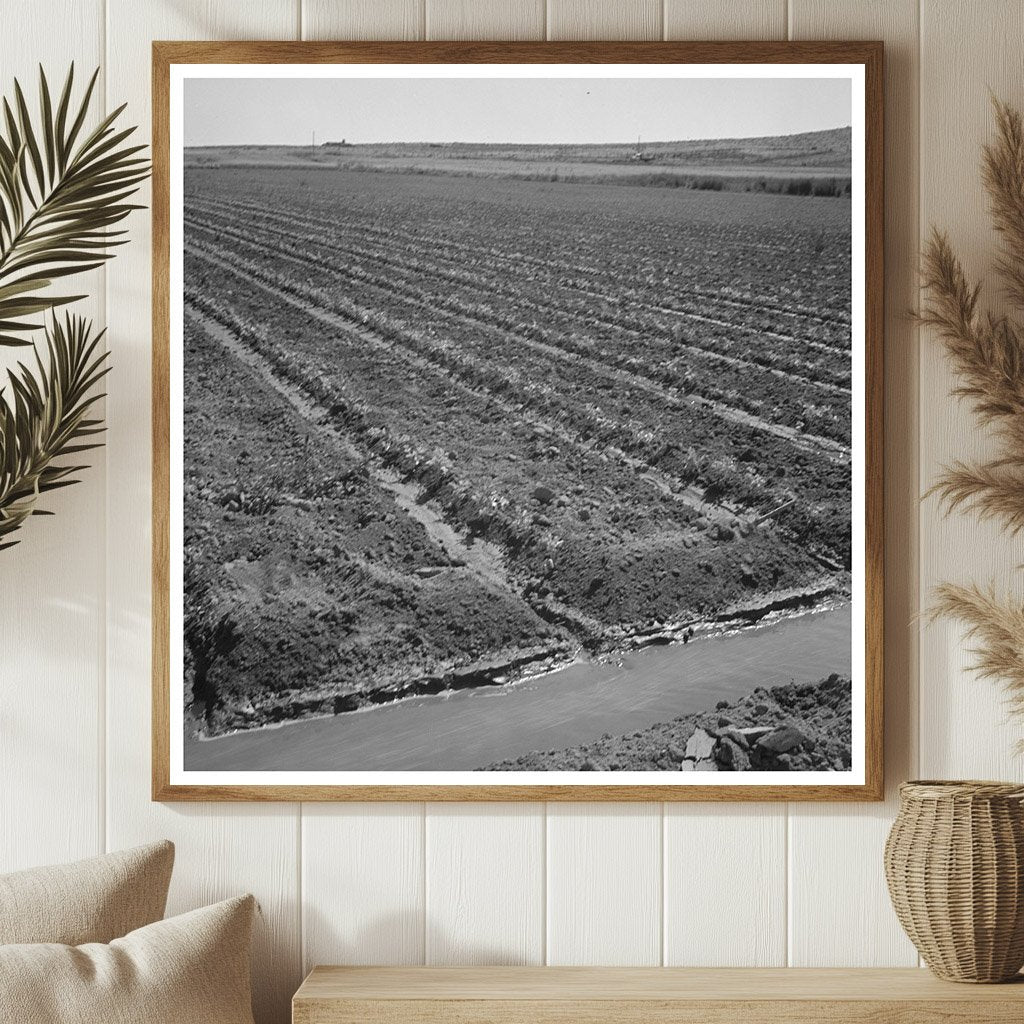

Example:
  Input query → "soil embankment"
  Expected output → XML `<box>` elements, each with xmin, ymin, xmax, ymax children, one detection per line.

<box><xmin>194</xmin><ymin>584</ymin><xmax>842</xmax><ymax>738</ymax></box>
<box><xmin>185</xmin><ymin>606</ymin><xmax>851</xmax><ymax>772</ymax></box>
<box><xmin>486</xmin><ymin>673</ymin><xmax>852</xmax><ymax>772</ymax></box>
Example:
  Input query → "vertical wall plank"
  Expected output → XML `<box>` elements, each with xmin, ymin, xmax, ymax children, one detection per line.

<box><xmin>303</xmin><ymin>0</ymin><xmax>425</xmax><ymax>40</ymax></box>
<box><xmin>547</xmin><ymin>804</ymin><xmax>662</xmax><ymax>964</ymax></box>
<box><xmin>299</xmin><ymin>0</ymin><xmax>429</xmax><ymax>987</ymax></box>
<box><xmin>664</xmin><ymin>806</ymin><xmax>786</xmax><ymax>966</ymax></box>
<box><xmin>661</xmin><ymin>1</ymin><xmax>786</xmax><ymax>970</ymax></box>
<box><xmin>0</xmin><ymin>1</ymin><xmax>106</xmax><ymax>875</ymax></box>
<box><xmin>790</xmin><ymin>798</ymin><xmax>918</xmax><ymax>969</ymax></box>
<box><xmin>918</xmin><ymin>0</ymin><xmax>1024</xmax><ymax>779</ymax></box>
<box><xmin>547</xmin><ymin>0</ymin><xmax>663</xmax><ymax>41</ymax></box>
<box><xmin>425</xmin><ymin>804</ymin><xmax>544</xmax><ymax>965</ymax></box>
<box><xmin>104</xmin><ymin>4</ymin><xmax>301</xmax><ymax>1022</ymax></box>
<box><xmin>664</xmin><ymin>0</ymin><xmax>786</xmax><ymax>39</ymax></box>
<box><xmin>303</xmin><ymin>805</ymin><xmax>425</xmax><ymax>969</ymax></box>
<box><xmin>540</xmin><ymin>0</ymin><xmax>663</xmax><ymax>969</ymax></box>
<box><xmin>787</xmin><ymin>0</ymin><xmax>920</xmax><ymax>967</ymax></box>
<box><xmin>427</xmin><ymin>0</ymin><xmax>544</xmax><ymax>40</ymax></box>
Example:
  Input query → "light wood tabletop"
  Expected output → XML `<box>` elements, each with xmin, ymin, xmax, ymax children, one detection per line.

<box><xmin>292</xmin><ymin>966</ymin><xmax>1024</xmax><ymax>1023</ymax></box>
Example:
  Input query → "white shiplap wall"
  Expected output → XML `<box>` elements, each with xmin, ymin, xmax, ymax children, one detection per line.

<box><xmin>3</xmin><ymin>2</ymin><xmax>1021</xmax><ymax>1021</ymax></box>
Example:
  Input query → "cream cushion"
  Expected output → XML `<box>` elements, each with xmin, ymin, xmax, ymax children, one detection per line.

<box><xmin>0</xmin><ymin>894</ymin><xmax>256</xmax><ymax>1024</ymax></box>
<box><xmin>0</xmin><ymin>840</ymin><xmax>174</xmax><ymax>945</ymax></box>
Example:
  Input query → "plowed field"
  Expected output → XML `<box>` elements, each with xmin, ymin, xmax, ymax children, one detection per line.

<box><xmin>182</xmin><ymin>166</ymin><xmax>852</xmax><ymax>737</ymax></box>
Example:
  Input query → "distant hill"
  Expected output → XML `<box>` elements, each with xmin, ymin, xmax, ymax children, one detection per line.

<box><xmin>315</xmin><ymin>127</ymin><xmax>851</xmax><ymax>170</ymax></box>
<box><xmin>185</xmin><ymin>127</ymin><xmax>852</xmax><ymax>196</ymax></box>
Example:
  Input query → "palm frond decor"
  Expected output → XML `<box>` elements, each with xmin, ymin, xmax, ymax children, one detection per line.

<box><xmin>0</xmin><ymin>64</ymin><xmax>148</xmax><ymax>347</ymax></box>
<box><xmin>0</xmin><ymin>65</ymin><xmax>147</xmax><ymax>550</ymax></box>
<box><xmin>0</xmin><ymin>314</ymin><xmax>109</xmax><ymax>551</ymax></box>
<box><xmin>920</xmin><ymin>97</ymin><xmax>1024</xmax><ymax>729</ymax></box>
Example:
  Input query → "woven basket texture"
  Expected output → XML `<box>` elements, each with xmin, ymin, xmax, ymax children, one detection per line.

<box><xmin>885</xmin><ymin>780</ymin><xmax>1024</xmax><ymax>983</ymax></box>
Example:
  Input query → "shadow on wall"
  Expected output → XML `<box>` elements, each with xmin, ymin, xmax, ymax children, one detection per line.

<box><xmin>302</xmin><ymin>904</ymin><xmax>533</xmax><ymax>972</ymax></box>
<box><xmin>255</xmin><ymin>890</ymin><xmax>302</xmax><ymax>1024</ymax></box>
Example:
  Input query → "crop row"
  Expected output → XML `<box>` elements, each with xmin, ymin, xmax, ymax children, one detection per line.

<box><xmin>182</xmin><ymin>312</ymin><xmax>571</xmax><ymax>726</ymax></box>
<box><xmin>191</xmin><ymin>191</ymin><xmax>851</xmax><ymax>352</ymax></box>
<box><xmin>183</xmin><ymin>208</ymin><xmax>848</xmax><ymax>438</ymax></box>
<box><xmin>194</xmin><ymin>179</ymin><xmax>851</xmax><ymax>334</ymax></box>
<box><xmin>186</xmin><ymin>264</ymin><xmax>808</xmax><ymax>634</ymax></box>
<box><xmin>185</xmin><ymin>239</ymin><xmax>725</xmax><ymax>525</ymax></box>
<box><xmin>184</xmin><ymin>250</ymin><xmax>726</xmax><ymax>556</ymax></box>
<box><xmin>184</xmin><ymin>226</ymin><xmax>834</xmax><ymax>486</ymax></box>
<box><xmin>186</xmin><ymin>271</ymin><xmax>831</xmax><ymax>648</ymax></box>
<box><xmin>185</xmin><ymin>209</ymin><xmax>851</xmax><ymax>450</ymax></box>
<box><xmin>185</xmin><ymin>234</ymin><xmax>850</xmax><ymax>568</ymax></box>
<box><xmin>190</xmin><ymin>195</ymin><xmax>851</xmax><ymax>388</ymax></box>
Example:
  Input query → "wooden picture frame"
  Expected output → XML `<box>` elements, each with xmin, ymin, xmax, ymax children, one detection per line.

<box><xmin>153</xmin><ymin>40</ymin><xmax>883</xmax><ymax>801</ymax></box>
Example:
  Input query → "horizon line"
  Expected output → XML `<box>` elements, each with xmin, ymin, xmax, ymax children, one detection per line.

<box><xmin>184</xmin><ymin>123</ymin><xmax>853</xmax><ymax>149</ymax></box>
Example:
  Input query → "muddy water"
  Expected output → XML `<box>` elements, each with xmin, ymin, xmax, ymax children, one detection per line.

<box><xmin>186</xmin><ymin>604</ymin><xmax>852</xmax><ymax>772</ymax></box>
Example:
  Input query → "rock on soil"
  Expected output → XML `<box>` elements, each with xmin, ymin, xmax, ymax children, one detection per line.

<box><xmin>485</xmin><ymin>673</ymin><xmax>852</xmax><ymax>772</ymax></box>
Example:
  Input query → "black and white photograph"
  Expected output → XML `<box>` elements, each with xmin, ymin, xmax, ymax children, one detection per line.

<box><xmin>164</xmin><ymin>57</ymin><xmax>874</xmax><ymax>793</ymax></box>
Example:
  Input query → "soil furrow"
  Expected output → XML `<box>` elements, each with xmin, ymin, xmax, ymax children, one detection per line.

<box><xmin>191</xmin><ymin>192</ymin><xmax>852</xmax><ymax>334</ymax></box>
<box><xmin>189</xmin><ymin>194</ymin><xmax>852</xmax><ymax>361</ymax></box>
<box><xmin>186</xmin><ymin>293</ymin><xmax>613</xmax><ymax>645</ymax></box>
<box><xmin>185</xmin><ymin>242</ymin><xmax>739</xmax><ymax>524</ymax></box>
<box><xmin>185</xmin><ymin>303</ymin><xmax>515</xmax><ymax>590</ymax></box>
<box><xmin>185</xmin><ymin>237</ymin><xmax>851</xmax><ymax>570</ymax></box>
<box><xmin>186</xmin><ymin>219</ymin><xmax>850</xmax><ymax>460</ymax></box>
<box><xmin>187</xmin><ymin>200</ymin><xmax>851</xmax><ymax>394</ymax></box>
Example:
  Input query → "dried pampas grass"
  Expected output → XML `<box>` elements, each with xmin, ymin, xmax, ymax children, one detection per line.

<box><xmin>932</xmin><ymin>583</ymin><xmax>1024</xmax><ymax>719</ymax></box>
<box><xmin>922</xmin><ymin>98</ymin><xmax>1024</xmax><ymax>729</ymax></box>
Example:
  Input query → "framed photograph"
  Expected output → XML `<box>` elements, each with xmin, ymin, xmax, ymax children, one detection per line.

<box><xmin>152</xmin><ymin>41</ymin><xmax>883</xmax><ymax>801</ymax></box>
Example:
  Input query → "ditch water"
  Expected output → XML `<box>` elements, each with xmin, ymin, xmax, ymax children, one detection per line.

<box><xmin>185</xmin><ymin>603</ymin><xmax>852</xmax><ymax>772</ymax></box>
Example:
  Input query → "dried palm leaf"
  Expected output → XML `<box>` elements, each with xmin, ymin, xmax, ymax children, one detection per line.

<box><xmin>0</xmin><ymin>313</ymin><xmax>109</xmax><ymax>550</ymax></box>
<box><xmin>0</xmin><ymin>64</ymin><xmax>147</xmax><ymax>551</ymax></box>
<box><xmin>0</xmin><ymin>64</ymin><xmax>148</xmax><ymax>347</ymax></box>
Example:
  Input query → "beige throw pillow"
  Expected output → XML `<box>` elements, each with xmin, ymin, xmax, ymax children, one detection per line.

<box><xmin>0</xmin><ymin>894</ymin><xmax>256</xmax><ymax>1024</ymax></box>
<box><xmin>0</xmin><ymin>840</ymin><xmax>174</xmax><ymax>945</ymax></box>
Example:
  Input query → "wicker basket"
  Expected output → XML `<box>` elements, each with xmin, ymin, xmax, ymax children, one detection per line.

<box><xmin>885</xmin><ymin>780</ymin><xmax>1024</xmax><ymax>982</ymax></box>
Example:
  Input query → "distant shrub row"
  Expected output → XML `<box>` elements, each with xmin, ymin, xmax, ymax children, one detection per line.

<box><xmin>771</xmin><ymin>176</ymin><xmax>852</xmax><ymax>197</ymax></box>
<box><xmin>531</xmin><ymin>170</ymin><xmax>853</xmax><ymax>197</ymax></box>
<box><xmin>325</xmin><ymin>160</ymin><xmax>853</xmax><ymax>198</ymax></box>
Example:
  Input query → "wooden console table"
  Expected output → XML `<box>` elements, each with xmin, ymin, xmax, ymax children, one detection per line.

<box><xmin>293</xmin><ymin>966</ymin><xmax>1024</xmax><ymax>1022</ymax></box>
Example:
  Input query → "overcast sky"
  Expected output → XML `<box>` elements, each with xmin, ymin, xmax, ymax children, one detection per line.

<box><xmin>184</xmin><ymin>76</ymin><xmax>852</xmax><ymax>147</ymax></box>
